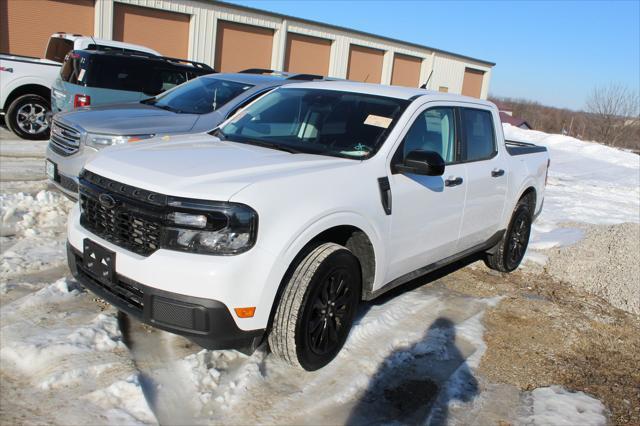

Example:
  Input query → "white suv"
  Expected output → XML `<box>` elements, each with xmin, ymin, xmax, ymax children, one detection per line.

<box><xmin>67</xmin><ymin>81</ymin><xmax>549</xmax><ymax>370</ymax></box>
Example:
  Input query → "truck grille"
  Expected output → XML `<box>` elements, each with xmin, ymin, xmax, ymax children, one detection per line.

<box><xmin>79</xmin><ymin>172</ymin><xmax>164</xmax><ymax>256</ymax></box>
<box><xmin>49</xmin><ymin>120</ymin><xmax>81</xmax><ymax>156</ymax></box>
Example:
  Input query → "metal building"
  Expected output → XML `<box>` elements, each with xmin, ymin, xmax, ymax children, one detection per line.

<box><xmin>0</xmin><ymin>0</ymin><xmax>495</xmax><ymax>98</ymax></box>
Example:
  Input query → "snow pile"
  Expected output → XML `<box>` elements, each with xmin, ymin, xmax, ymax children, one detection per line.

<box><xmin>0</xmin><ymin>279</ymin><xmax>125</xmax><ymax>374</ymax></box>
<box><xmin>1</xmin><ymin>311</ymin><xmax>125</xmax><ymax>374</ymax></box>
<box><xmin>520</xmin><ymin>386</ymin><xmax>607</xmax><ymax>426</ymax></box>
<box><xmin>1</xmin><ymin>190</ymin><xmax>72</xmax><ymax>278</ymax></box>
<box><xmin>0</xmin><ymin>190</ymin><xmax>71</xmax><ymax>237</ymax></box>
<box><xmin>503</xmin><ymin>124</ymin><xmax>639</xmax><ymax>253</ymax></box>
<box><xmin>85</xmin><ymin>375</ymin><xmax>158</xmax><ymax>425</ymax></box>
<box><xmin>179</xmin><ymin>349</ymin><xmax>263</xmax><ymax>407</ymax></box>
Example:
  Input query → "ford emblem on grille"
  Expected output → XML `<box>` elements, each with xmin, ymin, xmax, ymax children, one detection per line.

<box><xmin>98</xmin><ymin>193</ymin><xmax>117</xmax><ymax>209</ymax></box>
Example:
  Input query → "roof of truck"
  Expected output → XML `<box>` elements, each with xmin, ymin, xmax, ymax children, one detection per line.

<box><xmin>283</xmin><ymin>80</ymin><xmax>496</xmax><ymax>106</ymax></box>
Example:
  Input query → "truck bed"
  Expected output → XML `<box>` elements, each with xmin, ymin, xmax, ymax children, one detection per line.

<box><xmin>0</xmin><ymin>54</ymin><xmax>61</xmax><ymax>67</ymax></box>
<box><xmin>505</xmin><ymin>139</ymin><xmax>547</xmax><ymax>156</ymax></box>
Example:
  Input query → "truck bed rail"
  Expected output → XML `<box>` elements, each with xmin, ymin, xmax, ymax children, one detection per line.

<box><xmin>505</xmin><ymin>139</ymin><xmax>547</xmax><ymax>156</ymax></box>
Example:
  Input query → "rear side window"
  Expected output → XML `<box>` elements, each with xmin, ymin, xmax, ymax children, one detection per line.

<box><xmin>60</xmin><ymin>53</ymin><xmax>87</xmax><ymax>84</ymax></box>
<box><xmin>45</xmin><ymin>38</ymin><xmax>73</xmax><ymax>62</ymax></box>
<box><xmin>460</xmin><ymin>108</ymin><xmax>496</xmax><ymax>162</ymax></box>
<box><xmin>85</xmin><ymin>56</ymin><xmax>146</xmax><ymax>92</ymax></box>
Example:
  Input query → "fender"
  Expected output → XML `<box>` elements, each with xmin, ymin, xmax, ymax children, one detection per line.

<box><xmin>254</xmin><ymin>210</ymin><xmax>387</xmax><ymax>328</ymax></box>
<box><xmin>503</xmin><ymin>179</ymin><xmax>540</xmax><ymax>229</ymax></box>
<box><xmin>1</xmin><ymin>75</ymin><xmax>56</xmax><ymax>109</ymax></box>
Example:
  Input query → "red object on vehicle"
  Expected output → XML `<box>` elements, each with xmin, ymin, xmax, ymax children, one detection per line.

<box><xmin>74</xmin><ymin>94</ymin><xmax>90</xmax><ymax>108</ymax></box>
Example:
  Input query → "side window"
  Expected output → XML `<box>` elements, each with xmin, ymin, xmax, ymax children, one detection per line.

<box><xmin>460</xmin><ymin>108</ymin><xmax>496</xmax><ymax>162</ymax></box>
<box><xmin>397</xmin><ymin>107</ymin><xmax>456</xmax><ymax>164</ymax></box>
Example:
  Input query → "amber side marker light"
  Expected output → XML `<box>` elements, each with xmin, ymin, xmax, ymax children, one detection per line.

<box><xmin>234</xmin><ymin>307</ymin><xmax>256</xmax><ymax>318</ymax></box>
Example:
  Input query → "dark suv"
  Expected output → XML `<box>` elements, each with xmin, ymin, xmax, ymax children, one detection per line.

<box><xmin>51</xmin><ymin>50</ymin><xmax>214</xmax><ymax>113</ymax></box>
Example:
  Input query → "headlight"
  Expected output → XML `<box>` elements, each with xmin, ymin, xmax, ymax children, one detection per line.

<box><xmin>84</xmin><ymin>133</ymin><xmax>155</xmax><ymax>149</ymax></box>
<box><xmin>163</xmin><ymin>198</ymin><xmax>258</xmax><ymax>255</ymax></box>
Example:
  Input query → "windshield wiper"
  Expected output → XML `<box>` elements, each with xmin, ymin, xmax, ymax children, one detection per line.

<box><xmin>239</xmin><ymin>139</ymin><xmax>303</xmax><ymax>154</ymax></box>
<box><xmin>154</xmin><ymin>104</ymin><xmax>183</xmax><ymax>114</ymax></box>
<box><xmin>210</xmin><ymin>128</ymin><xmax>226</xmax><ymax>140</ymax></box>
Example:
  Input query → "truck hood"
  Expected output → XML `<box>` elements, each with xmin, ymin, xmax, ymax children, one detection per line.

<box><xmin>56</xmin><ymin>103</ymin><xmax>203</xmax><ymax>135</ymax></box>
<box><xmin>84</xmin><ymin>133</ymin><xmax>356</xmax><ymax>201</ymax></box>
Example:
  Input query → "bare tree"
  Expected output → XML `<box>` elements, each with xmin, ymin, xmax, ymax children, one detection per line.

<box><xmin>585</xmin><ymin>83</ymin><xmax>640</xmax><ymax>147</ymax></box>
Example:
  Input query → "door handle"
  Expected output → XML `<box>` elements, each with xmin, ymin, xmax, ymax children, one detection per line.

<box><xmin>491</xmin><ymin>168</ymin><xmax>505</xmax><ymax>177</ymax></box>
<box><xmin>445</xmin><ymin>176</ymin><xmax>463</xmax><ymax>187</ymax></box>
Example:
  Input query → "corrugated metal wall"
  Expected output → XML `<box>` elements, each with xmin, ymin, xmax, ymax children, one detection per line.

<box><xmin>76</xmin><ymin>0</ymin><xmax>492</xmax><ymax>97</ymax></box>
<box><xmin>1</xmin><ymin>0</ymin><xmax>94</xmax><ymax>57</ymax></box>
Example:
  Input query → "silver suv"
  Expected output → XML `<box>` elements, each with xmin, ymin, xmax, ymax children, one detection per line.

<box><xmin>46</xmin><ymin>70</ymin><xmax>325</xmax><ymax>198</ymax></box>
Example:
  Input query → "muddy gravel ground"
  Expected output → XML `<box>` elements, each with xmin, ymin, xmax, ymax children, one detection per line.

<box><xmin>545</xmin><ymin>223</ymin><xmax>640</xmax><ymax>315</ymax></box>
<box><xmin>455</xmin><ymin>265</ymin><xmax>640</xmax><ymax>426</ymax></box>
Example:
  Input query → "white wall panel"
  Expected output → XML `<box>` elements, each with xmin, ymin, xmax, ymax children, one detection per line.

<box><xmin>93</xmin><ymin>0</ymin><xmax>493</xmax><ymax>97</ymax></box>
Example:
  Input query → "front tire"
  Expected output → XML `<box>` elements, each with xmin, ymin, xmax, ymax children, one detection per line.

<box><xmin>485</xmin><ymin>197</ymin><xmax>532</xmax><ymax>272</ymax></box>
<box><xmin>269</xmin><ymin>243</ymin><xmax>361</xmax><ymax>371</ymax></box>
<box><xmin>6</xmin><ymin>94</ymin><xmax>51</xmax><ymax>140</ymax></box>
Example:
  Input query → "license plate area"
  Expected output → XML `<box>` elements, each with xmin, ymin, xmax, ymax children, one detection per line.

<box><xmin>83</xmin><ymin>239</ymin><xmax>116</xmax><ymax>284</ymax></box>
<box><xmin>46</xmin><ymin>160</ymin><xmax>57</xmax><ymax>181</ymax></box>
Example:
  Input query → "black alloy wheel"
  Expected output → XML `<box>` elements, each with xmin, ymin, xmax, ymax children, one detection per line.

<box><xmin>305</xmin><ymin>268</ymin><xmax>355</xmax><ymax>356</ymax></box>
<box><xmin>505</xmin><ymin>208</ymin><xmax>531</xmax><ymax>270</ymax></box>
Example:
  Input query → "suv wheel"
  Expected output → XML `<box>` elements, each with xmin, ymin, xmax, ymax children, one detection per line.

<box><xmin>6</xmin><ymin>94</ymin><xmax>51</xmax><ymax>140</ymax></box>
<box><xmin>269</xmin><ymin>243</ymin><xmax>361</xmax><ymax>371</ymax></box>
<box><xmin>485</xmin><ymin>197</ymin><xmax>532</xmax><ymax>272</ymax></box>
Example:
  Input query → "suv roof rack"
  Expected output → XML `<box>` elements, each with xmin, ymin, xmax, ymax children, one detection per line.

<box><xmin>239</xmin><ymin>68</ymin><xmax>277</xmax><ymax>74</ymax></box>
<box><xmin>239</xmin><ymin>68</ymin><xmax>326</xmax><ymax>81</ymax></box>
<box><xmin>286</xmin><ymin>73</ymin><xmax>324</xmax><ymax>81</ymax></box>
<box><xmin>73</xmin><ymin>49</ymin><xmax>214</xmax><ymax>71</ymax></box>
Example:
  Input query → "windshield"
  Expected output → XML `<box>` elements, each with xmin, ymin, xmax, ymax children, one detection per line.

<box><xmin>145</xmin><ymin>77</ymin><xmax>253</xmax><ymax>114</ymax></box>
<box><xmin>214</xmin><ymin>88</ymin><xmax>408</xmax><ymax>159</ymax></box>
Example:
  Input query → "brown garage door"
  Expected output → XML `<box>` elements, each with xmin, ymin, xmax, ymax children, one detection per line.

<box><xmin>391</xmin><ymin>53</ymin><xmax>422</xmax><ymax>87</ymax></box>
<box><xmin>0</xmin><ymin>0</ymin><xmax>94</xmax><ymax>57</ymax></box>
<box><xmin>461</xmin><ymin>68</ymin><xmax>485</xmax><ymax>98</ymax></box>
<box><xmin>347</xmin><ymin>45</ymin><xmax>384</xmax><ymax>83</ymax></box>
<box><xmin>215</xmin><ymin>21</ymin><xmax>273</xmax><ymax>73</ymax></box>
<box><xmin>284</xmin><ymin>33</ymin><xmax>331</xmax><ymax>76</ymax></box>
<box><xmin>113</xmin><ymin>4</ymin><xmax>190</xmax><ymax>58</ymax></box>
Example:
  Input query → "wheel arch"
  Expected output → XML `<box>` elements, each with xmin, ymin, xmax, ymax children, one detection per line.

<box><xmin>3</xmin><ymin>84</ymin><xmax>51</xmax><ymax>110</ymax></box>
<box><xmin>264</xmin><ymin>215</ymin><xmax>382</xmax><ymax>333</ymax></box>
<box><xmin>517</xmin><ymin>185</ymin><xmax>537</xmax><ymax>214</ymax></box>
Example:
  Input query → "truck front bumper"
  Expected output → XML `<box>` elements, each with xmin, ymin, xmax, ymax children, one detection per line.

<box><xmin>67</xmin><ymin>243</ymin><xmax>265</xmax><ymax>353</ymax></box>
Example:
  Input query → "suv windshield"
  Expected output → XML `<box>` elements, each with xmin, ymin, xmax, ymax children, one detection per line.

<box><xmin>214</xmin><ymin>88</ymin><xmax>408</xmax><ymax>159</ymax></box>
<box><xmin>144</xmin><ymin>77</ymin><xmax>253</xmax><ymax>114</ymax></box>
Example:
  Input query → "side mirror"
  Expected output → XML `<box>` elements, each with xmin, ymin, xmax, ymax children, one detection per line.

<box><xmin>394</xmin><ymin>150</ymin><xmax>445</xmax><ymax>176</ymax></box>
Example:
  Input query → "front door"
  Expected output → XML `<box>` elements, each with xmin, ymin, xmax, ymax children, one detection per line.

<box><xmin>385</xmin><ymin>105</ymin><xmax>467</xmax><ymax>282</ymax></box>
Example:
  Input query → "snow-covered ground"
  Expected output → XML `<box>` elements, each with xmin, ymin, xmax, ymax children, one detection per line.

<box><xmin>3</xmin><ymin>124</ymin><xmax>636</xmax><ymax>425</ymax></box>
<box><xmin>502</xmin><ymin>124</ymin><xmax>640</xmax><ymax>263</ymax></box>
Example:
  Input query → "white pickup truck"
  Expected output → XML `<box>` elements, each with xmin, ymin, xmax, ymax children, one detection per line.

<box><xmin>0</xmin><ymin>33</ymin><xmax>159</xmax><ymax>139</ymax></box>
<box><xmin>66</xmin><ymin>81</ymin><xmax>549</xmax><ymax>370</ymax></box>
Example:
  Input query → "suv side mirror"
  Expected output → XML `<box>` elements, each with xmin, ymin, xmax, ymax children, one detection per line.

<box><xmin>394</xmin><ymin>150</ymin><xmax>445</xmax><ymax>176</ymax></box>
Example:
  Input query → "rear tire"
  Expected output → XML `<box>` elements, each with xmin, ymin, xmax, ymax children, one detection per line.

<box><xmin>268</xmin><ymin>243</ymin><xmax>361</xmax><ymax>371</ymax></box>
<box><xmin>485</xmin><ymin>197</ymin><xmax>532</xmax><ymax>272</ymax></box>
<box><xmin>6</xmin><ymin>94</ymin><xmax>51</xmax><ymax>140</ymax></box>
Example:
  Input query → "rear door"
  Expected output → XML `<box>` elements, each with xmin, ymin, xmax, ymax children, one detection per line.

<box><xmin>385</xmin><ymin>104</ymin><xmax>467</xmax><ymax>281</ymax></box>
<box><xmin>456</xmin><ymin>107</ymin><xmax>508</xmax><ymax>249</ymax></box>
